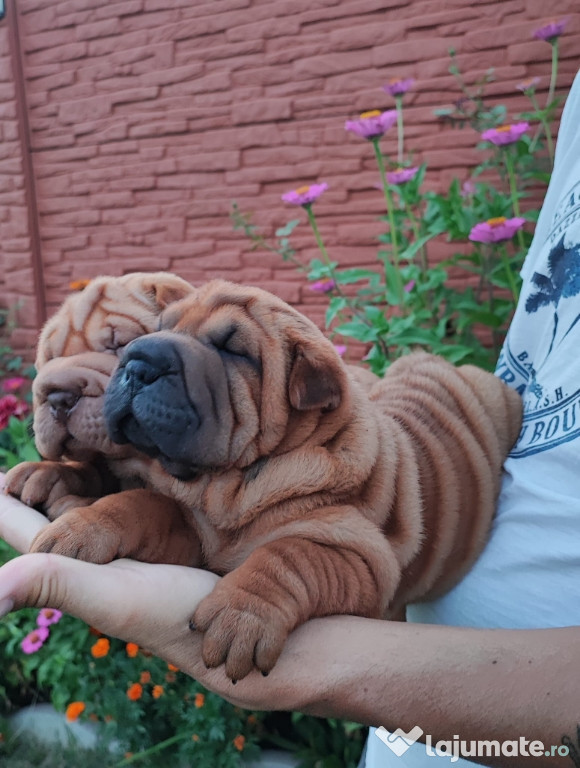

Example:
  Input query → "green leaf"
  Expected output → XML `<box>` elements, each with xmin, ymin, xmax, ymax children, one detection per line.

<box><xmin>325</xmin><ymin>297</ymin><xmax>349</xmax><ymax>325</ymax></box>
<box><xmin>275</xmin><ymin>220</ymin><xmax>301</xmax><ymax>237</ymax></box>
<box><xmin>334</xmin><ymin>268</ymin><xmax>378</xmax><ymax>284</ymax></box>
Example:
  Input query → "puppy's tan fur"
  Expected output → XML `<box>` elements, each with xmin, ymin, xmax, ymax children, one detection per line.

<box><xmin>7</xmin><ymin>278</ymin><xmax>522</xmax><ymax>681</ymax></box>
<box><xmin>6</xmin><ymin>273</ymin><xmax>201</xmax><ymax>566</ymax></box>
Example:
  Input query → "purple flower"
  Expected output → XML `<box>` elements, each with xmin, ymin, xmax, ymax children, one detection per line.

<box><xmin>469</xmin><ymin>216</ymin><xmax>526</xmax><ymax>244</ymax></box>
<box><xmin>333</xmin><ymin>344</ymin><xmax>347</xmax><ymax>357</ymax></box>
<box><xmin>386</xmin><ymin>166</ymin><xmax>419</xmax><ymax>185</ymax></box>
<box><xmin>516</xmin><ymin>77</ymin><xmax>541</xmax><ymax>93</ymax></box>
<box><xmin>2</xmin><ymin>377</ymin><xmax>26</xmax><ymax>393</ymax></box>
<box><xmin>461</xmin><ymin>180</ymin><xmax>476</xmax><ymax>198</ymax></box>
<box><xmin>481</xmin><ymin>122</ymin><xmax>529</xmax><ymax>146</ymax></box>
<box><xmin>309</xmin><ymin>278</ymin><xmax>336</xmax><ymax>293</ymax></box>
<box><xmin>281</xmin><ymin>183</ymin><xmax>328</xmax><ymax>207</ymax></box>
<box><xmin>345</xmin><ymin>110</ymin><xmax>397</xmax><ymax>140</ymax></box>
<box><xmin>383</xmin><ymin>78</ymin><xmax>415</xmax><ymax>97</ymax></box>
<box><xmin>21</xmin><ymin>627</ymin><xmax>50</xmax><ymax>655</ymax></box>
<box><xmin>533</xmin><ymin>19</ymin><xmax>568</xmax><ymax>42</ymax></box>
<box><xmin>404</xmin><ymin>280</ymin><xmax>416</xmax><ymax>292</ymax></box>
<box><xmin>37</xmin><ymin>608</ymin><xmax>63</xmax><ymax>628</ymax></box>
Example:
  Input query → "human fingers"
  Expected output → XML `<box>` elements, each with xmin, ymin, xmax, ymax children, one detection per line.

<box><xmin>0</xmin><ymin>550</ymin><xmax>315</xmax><ymax>712</ymax></box>
<box><xmin>0</xmin><ymin>475</ymin><xmax>49</xmax><ymax>553</ymax></box>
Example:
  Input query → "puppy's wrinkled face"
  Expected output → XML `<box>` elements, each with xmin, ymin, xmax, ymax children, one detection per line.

<box><xmin>33</xmin><ymin>273</ymin><xmax>194</xmax><ymax>461</ymax></box>
<box><xmin>105</xmin><ymin>279</ymin><xmax>347</xmax><ymax>479</ymax></box>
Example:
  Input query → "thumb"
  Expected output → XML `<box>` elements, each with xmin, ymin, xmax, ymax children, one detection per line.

<box><xmin>0</xmin><ymin>553</ymin><xmax>219</xmax><ymax>653</ymax></box>
<box><xmin>0</xmin><ymin>553</ymin><xmax>273</xmax><ymax>707</ymax></box>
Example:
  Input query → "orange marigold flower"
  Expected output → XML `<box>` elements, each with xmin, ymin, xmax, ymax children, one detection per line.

<box><xmin>126</xmin><ymin>642</ymin><xmax>139</xmax><ymax>658</ymax></box>
<box><xmin>69</xmin><ymin>279</ymin><xmax>91</xmax><ymax>291</ymax></box>
<box><xmin>194</xmin><ymin>692</ymin><xmax>205</xmax><ymax>708</ymax></box>
<box><xmin>152</xmin><ymin>685</ymin><xmax>164</xmax><ymax>699</ymax></box>
<box><xmin>192</xmin><ymin>734</ymin><xmax>200</xmax><ymax>742</ymax></box>
<box><xmin>127</xmin><ymin>683</ymin><xmax>143</xmax><ymax>701</ymax></box>
<box><xmin>165</xmin><ymin>672</ymin><xmax>176</xmax><ymax>683</ymax></box>
<box><xmin>140</xmin><ymin>671</ymin><xmax>151</xmax><ymax>684</ymax></box>
<box><xmin>91</xmin><ymin>638</ymin><xmax>110</xmax><ymax>658</ymax></box>
<box><xmin>167</xmin><ymin>663</ymin><xmax>179</xmax><ymax>672</ymax></box>
<box><xmin>233</xmin><ymin>734</ymin><xmax>246</xmax><ymax>751</ymax></box>
<box><xmin>66</xmin><ymin>701</ymin><xmax>86</xmax><ymax>722</ymax></box>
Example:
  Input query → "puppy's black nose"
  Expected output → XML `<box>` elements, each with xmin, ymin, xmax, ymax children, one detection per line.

<box><xmin>47</xmin><ymin>390</ymin><xmax>79</xmax><ymax>424</ymax></box>
<box><xmin>123</xmin><ymin>357</ymin><xmax>162</xmax><ymax>386</ymax></box>
<box><xmin>119</xmin><ymin>335</ymin><xmax>180</xmax><ymax>389</ymax></box>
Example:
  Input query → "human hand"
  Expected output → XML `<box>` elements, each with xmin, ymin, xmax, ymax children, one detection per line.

<box><xmin>0</xmin><ymin>473</ymin><xmax>309</xmax><ymax>711</ymax></box>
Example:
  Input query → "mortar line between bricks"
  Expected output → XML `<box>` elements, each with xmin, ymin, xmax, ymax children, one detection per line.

<box><xmin>6</xmin><ymin>0</ymin><xmax>47</xmax><ymax>326</ymax></box>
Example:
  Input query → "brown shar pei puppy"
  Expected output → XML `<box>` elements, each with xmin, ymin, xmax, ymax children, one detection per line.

<box><xmin>5</xmin><ymin>272</ymin><xmax>201</xmax><ymax>566</ymax></box>
<box><xmin>91</xmin><ymin>279</ymin><xmax>520</xmax><ymax>681</ymax></box>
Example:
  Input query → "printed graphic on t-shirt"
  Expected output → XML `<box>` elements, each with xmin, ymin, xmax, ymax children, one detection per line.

<box><xmin>496</xmin><ymin>184</ymin><xmax>580</xmax><ymax>458</ymax></box>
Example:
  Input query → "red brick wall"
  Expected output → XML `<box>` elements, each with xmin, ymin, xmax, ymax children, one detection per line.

<box><xmin>2</xmin><ymin>0</ymin><xmax>579</xmax><ymax>355</ymax></box>
<box><xmin>0</xmin><ymin>8</ymin><xmax>39</xmax><ymax>353</ymax></box>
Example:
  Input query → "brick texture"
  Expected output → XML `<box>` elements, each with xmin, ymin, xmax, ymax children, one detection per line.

<box><xmin>0</xmin><ymin>17</ymin><xmax>38</xmax><ymax>353</ymax></box>
<box><xmin>1</xmin><ymin>0</ymin><xmax>579</xmax><ymax>360</ymax></box>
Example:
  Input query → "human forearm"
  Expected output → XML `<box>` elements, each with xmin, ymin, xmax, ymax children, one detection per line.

<box><xmin>0</xmin><ymin>489</ymin><xmax>578</xmax><ymax>767</ymax></box>
<box><xmin>228</xmin><ymin>616</ymin><xmax>578</xmax><ymax>767</ymax></box>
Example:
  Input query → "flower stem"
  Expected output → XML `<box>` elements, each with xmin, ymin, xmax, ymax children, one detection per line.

<box><xmin>395</xmin><ymin>95</ymin><xmax>405</xmax><ymax>165</ymax></box>
<box><xmin>547</xmin><ymin>39</ymin><xmax>559</xmax><ymax>111</ymax></box>
<box><xmin>529</xmin><ymin>92</ymin><xmax>554</xmax><ymax>166</ymax></box>
<box><xmin>305</xmin><ymin>204</ymin><xmax>371</xmax><ymax>326</ymax></box>
<box><xmin>305</xmin><ymin>204</ymin><xmax>331</xmax><ymax>267</ymax></box>
<box><xmin>116</xmin><ymin>733</ymin><xmax>190</xmax><ymax>766</ymax></box>
<box><xmin>499</xmin><ymin>242</ymin><xmax>520</xmax><ymax>304</ymax></box>
<box><xmin>371</xmin><ymin>138</ymin><xmax>404</xmax><ymax>303</ymax></box>
<box><xmin>503</xmin><ymin>149</ymin><xmax>526</xmax><ymax>252</ymax></box>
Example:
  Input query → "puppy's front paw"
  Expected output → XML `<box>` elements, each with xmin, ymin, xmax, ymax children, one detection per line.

<box><xmin>5</xmin><ymin>461</ymin><xmax>97</xmax><ymax>519</ymax></box>
<box><xmin>30</xmin><ymin>511</ymin><xmax>121</xmax><ymax>564</ymax></box>
<box><xmin>193</xmin><ymin>583</ymin><xmax>289</xmax><ymax>682</ymax></box>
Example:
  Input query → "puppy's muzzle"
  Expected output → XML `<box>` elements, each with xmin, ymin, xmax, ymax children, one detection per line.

<box><xmin>105</xmin><ymin>335</ymin><xmax>200</xmax><ymax>457</ymax></box>
<box><xmin>46</xmin><ymin>389</ymin><xmax>80</xmax><ymax>425</ymax></box>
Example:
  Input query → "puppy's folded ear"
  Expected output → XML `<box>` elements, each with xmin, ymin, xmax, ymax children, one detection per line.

<box><xmin>288</xmin><ymin>344</ymin><xmax>343</xmax><ymax>412</ymax></box>
<box><xmin>140</xmin><ymin>274</ymin><xmax>194</xmax><ymax>310</ymax></box>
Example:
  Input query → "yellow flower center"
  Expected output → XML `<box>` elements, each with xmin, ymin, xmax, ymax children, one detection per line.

<box><xmin>389</xmin><ymin>77</ymin><xmax>401</xmax><ymax>84</ymax></box>
<box><xmin>496</xmin><ymin>125</ymin><xmax>513</xmax><ymax>132</ymax></box>
<box><xmin>487</xmin><ymin>217</ymin><xmax>507</xmax><ymax>227</ymax></box>
<box><xmin>360</xmin><ymin>110</ymin><xmax>381</xmax><ymax>119</ymax></box>
<box><xmin>295</xmin><ymin>185</ymin><xmax>311</xmax><ymax>194</ymax></box>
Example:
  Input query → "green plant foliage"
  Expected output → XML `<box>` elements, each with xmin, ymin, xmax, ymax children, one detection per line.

<box><xmin>232</xmin><ymin>53</ymin><xmax>561</xmax><ymax>377</ymax></box>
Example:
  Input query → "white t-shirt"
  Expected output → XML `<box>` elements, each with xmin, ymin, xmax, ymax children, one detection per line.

<box><xmin>364</xmin><ymin>70</ymin><xmax>580</xmax><ymax>767</ymax></box>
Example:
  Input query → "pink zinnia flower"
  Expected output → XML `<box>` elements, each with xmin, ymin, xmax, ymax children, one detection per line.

<box><xmin>533</xmin><ymin>19</ymin><xmax>568</xmax><ymax>42</ymax></box>
<box><xmin>345</xmin><ymin>110</ymin><xmax>397</xmax><ymax>140</ymax></box>
<box><xmin>309</xmin><ymin>278</ymin><xmax>336</xmax><ymax>293</ymax></box>
<box><xmin>469</xmin><ymin>216</ymin><xmax>526</xmax><ymax>244</ymax></box>
<box><xmin>481</xmin><ymin>122</ymin><xmax>529</xmax><ymax>146</ymax></box>
<box><xmin>282</xmin><ymin>182</ymin><xmax>328</xmax><ymax>206</ymax></box>
<box><xmin>333</xmin><ymin>344</ymin><xmax>347</xmax><ymax>357</ymax></box>
<box><xmin>516</xmin><ymin>77</ymin><xmax>541</xmax><ymax>93</ymax></box>
<box><xmin>383</xmin><ymin>78</ymin><xmax>415</xmax><ymax>97</ymax></box>
<box><xmin>0</xmin><ymin>394</ymin><xmax>29</xmax><ymax>430</ymax></box>
<box><xmin>37</xmin><ymin>608</ymin><xmax>63</xmax><ymax>628</ymax></box>
<box><xmin>386</xmin><ymin>166</ymin><xmax>419</xmax><ymax>185</ymax></box>
<box><xmin>461</xmin><ymin>180</ymin><xmax>476</xmax><ymax>198</ymax></box>
<box><xmin>21</xmin><ymin>627</ymin><xmax>50</xmax><ymax>654</ymax></box>
<box><xmin>2</xmin><ymin>377</ymin><xmax>26</xmax><ymax>393</ymax></box>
